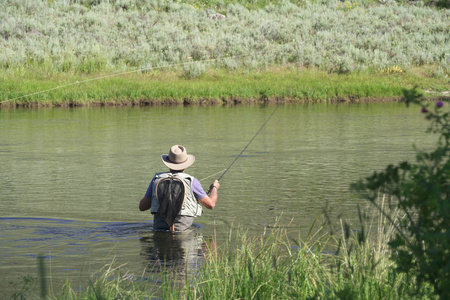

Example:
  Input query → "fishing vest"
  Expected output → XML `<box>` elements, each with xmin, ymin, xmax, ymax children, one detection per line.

<box><xmin>150</xmin><ymin>172</ymin><xmax>203</xmax><ymax>217</ymax></box>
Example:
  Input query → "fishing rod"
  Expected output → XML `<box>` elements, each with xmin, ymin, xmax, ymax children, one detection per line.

<box><xmin>216</xmin><ymin>104</ymin><xmax>280</xmax><ymax>183</ymax></box>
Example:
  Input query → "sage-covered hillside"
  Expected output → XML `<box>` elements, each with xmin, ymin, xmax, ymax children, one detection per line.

<box><xmin>2</xmin><ymin>0</ymin><xmax>449</xmax><ymax>75</ymax></box>
<box><xmin>0</xmin><ymin>0</ymin><xmax>448</xmax><ymax>106</ymax></box>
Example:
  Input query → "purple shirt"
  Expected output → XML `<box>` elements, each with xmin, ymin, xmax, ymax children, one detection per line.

<box><xmin>145</xmin><ymin>176</ymin><xmax>207</xmax><ymax>200</ymax></box>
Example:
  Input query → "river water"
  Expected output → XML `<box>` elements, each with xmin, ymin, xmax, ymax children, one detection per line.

<box><xmin>0</xmin><ymin>102</ymin><xmax>436</xmax><ymax>296</ymax></box>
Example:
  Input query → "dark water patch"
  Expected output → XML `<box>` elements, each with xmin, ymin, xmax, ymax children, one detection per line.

<box><xmin>1</xmin><ymin>217</ymin><xmax>77</xmax><ymax>222</ymax></box>
<box><xmin>0</xmin><ymin>218</ymin><xmax>204</xmax><ymax>264</ymax></box>
<box><xmin>227</xmin><ymin>154</ymin><xmax>254</xmax><ymax>158</ymax></box>
<box><xmin>0</xmin><ymin>218</ymin><xmax>162</xmax><ymax>247</ymax></box>
<box><xmin>0</xmin><ymin>218</ymin><xmax>156</xmax><ymax>262</ymax></box>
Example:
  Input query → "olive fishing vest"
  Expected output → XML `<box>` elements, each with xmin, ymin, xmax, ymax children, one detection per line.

<box><xmin>150</xmin><ymin>172</ymin><xmax>202</xmax><ymax>218</ymax></box>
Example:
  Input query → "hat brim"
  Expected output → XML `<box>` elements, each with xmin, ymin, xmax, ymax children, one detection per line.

<box><xmin>161</xmin><ymin>154</ymin><xmax>195</xmax><ymax>171</ymax></box>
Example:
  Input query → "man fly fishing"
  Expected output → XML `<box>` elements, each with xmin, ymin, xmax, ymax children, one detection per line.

<box><xmin>139</xmin><ymin>145</ymin><xmax>220</xmax><ymax>232</ymax></box>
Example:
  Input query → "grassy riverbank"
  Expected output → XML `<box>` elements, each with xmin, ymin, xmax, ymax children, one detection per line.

<box><xmin>1</xmin><ymin>0</ymin><xmax>449</xmax><ymax>107</ymax></box>
<box><xmin>1</xmin><ymin>67</ymin><xmax>449</xmax><ymax>107</ymax></box>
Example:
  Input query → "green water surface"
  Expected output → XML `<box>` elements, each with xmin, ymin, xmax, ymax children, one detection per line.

<box><xmin>0</xmin><ymin>103</ymin><xmax>437</xmax><ymax>296</ymax></box>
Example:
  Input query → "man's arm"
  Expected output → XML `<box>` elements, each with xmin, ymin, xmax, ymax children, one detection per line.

<box><xmin>139</xmin><ymin>196</ymin><xmax>151</xmax><ymax>211</ymax></box>
<box><xmin>139</xmin><ymin>179</ymin><xmax>154</xmax><ymax>211</ymax></box>
<box><xmin>198</xmin><ymin>180</ymin><xmax>220</xmax><ymax>209</ymax></box>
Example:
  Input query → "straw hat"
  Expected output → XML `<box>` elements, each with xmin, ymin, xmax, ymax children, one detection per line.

<box><xmin>161</xmin><ymin>145</ymin><xmax>195</xmax><ymax>171</ymax></box>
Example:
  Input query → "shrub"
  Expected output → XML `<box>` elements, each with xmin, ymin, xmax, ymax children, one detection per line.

<box><xmin>351</xmin><ymin>88</ymin><xmax>449</xmax><ymax>299</ymax></box>
<box><xmin>183</xmin><ymin>61</ymin><xmax>206</xmax><ymax>78</ymax></box>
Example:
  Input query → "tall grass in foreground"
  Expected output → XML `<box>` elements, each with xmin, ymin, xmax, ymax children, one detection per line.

<box><xmin>16</xmin><ymin>203</ymin><xmax>435</xmax><ymax>300</ymax></box>
<box><xmin>184</xmin><ymin>202</ymin><xmax>433</xmax><ymax>300</ymax></box>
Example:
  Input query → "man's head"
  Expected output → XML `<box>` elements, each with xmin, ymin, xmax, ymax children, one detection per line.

<box><xmin>161</xmin><ymin>145</ymin><xmax>195</xmax><ymax>171</ymax></box>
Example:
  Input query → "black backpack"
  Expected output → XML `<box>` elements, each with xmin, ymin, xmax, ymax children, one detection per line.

<box><xmin>155</xmin><ymin>177</ymin><xmax>185</xmax><ymax>227</ymax></box>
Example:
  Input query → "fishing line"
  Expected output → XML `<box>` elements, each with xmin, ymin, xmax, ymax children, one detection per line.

<box><xmin>199</xmin><ymin>168</ymin><xmax>227</xmax><ymax>183</ymax></box>
<box><xmin>216</xmin><ymin>104</ymin><xmax>280</xmax><ymax>182</ymax></box>
<box><xmin>0</xmin><ymin>47</ymin><xmax>280</xmax><ymax>105</ymax></box>
<box><xmin>0</xmin><ymin>59</ymin><xmax>217</xmax><ymax>105</ymax></box>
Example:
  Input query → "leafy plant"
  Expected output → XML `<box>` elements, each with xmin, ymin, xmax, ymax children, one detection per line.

<box><xmin>382</xmin><ymin>65</ymin><xmax>404</xmax><ymax>74</ymax></box>
<box><xmin>337</xmin><ymin>1</ymin><xmax>360</xmax><ymax>13</ymax></box>
<box><xmin>351</xmin><ymin>88</ymin><xmax>449</xmax><ymax>298</ymax></box>
<box><xmin>9</xmin><ymin>275</ymin><xmax>36</xmax><ymax>300</ymax></box>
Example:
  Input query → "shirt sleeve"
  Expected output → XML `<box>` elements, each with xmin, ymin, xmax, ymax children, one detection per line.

<box><xmin>144</xmin><ymin>177</ymin><xmax>155</xmax><ymax>198</ymax></box>
<box><xmin>192</xmin><ymin>177</ymin><xmax>207</xmax><ymax>200</ymax></box>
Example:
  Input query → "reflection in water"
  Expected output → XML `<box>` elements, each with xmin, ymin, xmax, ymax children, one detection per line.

<box><xmin>140</xmin><ymin>229</ymin><xmax>214</xmax><ymax>277</ymax></box>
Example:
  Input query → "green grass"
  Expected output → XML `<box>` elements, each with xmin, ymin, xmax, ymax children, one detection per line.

<box><xmin>1</xmin><ymin>67</ymin><xmax>448</xmax><ymax>107</ymax></box>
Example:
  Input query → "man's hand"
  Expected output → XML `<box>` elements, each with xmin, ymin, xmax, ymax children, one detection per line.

<box><xmin>200</xmin><ymin>180</ymin><xmax>220</xmax><ymax>209</ymax></box>
<box><xmin>210</xmin><ymin>180</ymin><xmax>220</xmax><ymax>191</ymax></box>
